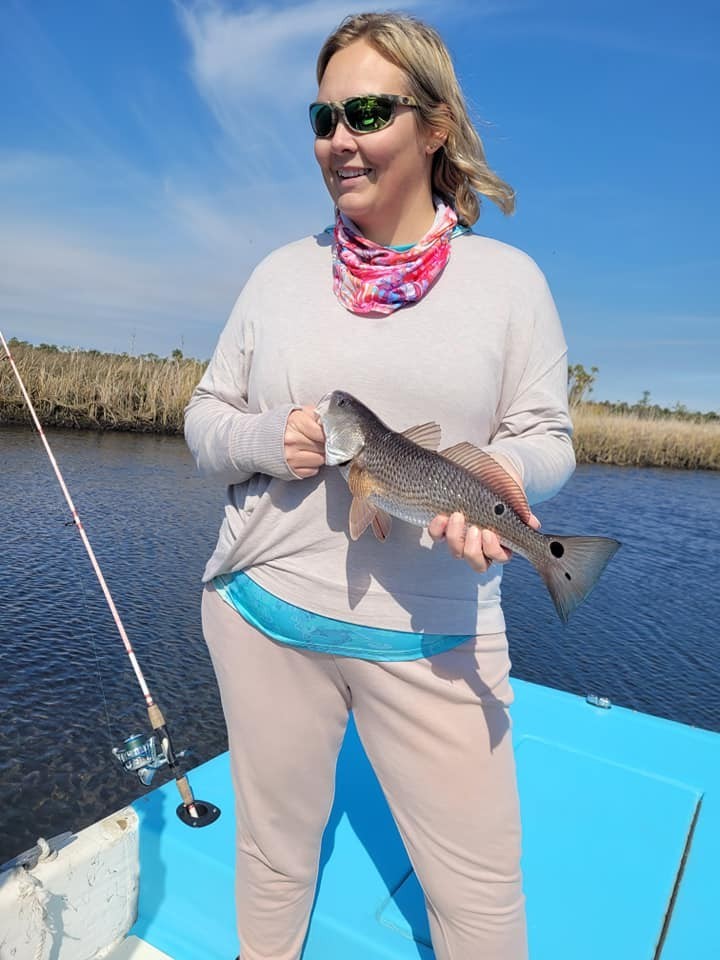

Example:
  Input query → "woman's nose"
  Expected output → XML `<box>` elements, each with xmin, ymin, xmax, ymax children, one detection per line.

<box><xmin>329</xmin><ymin>117</ymin><xmax>357</xmax><ymax>152</ymax></box>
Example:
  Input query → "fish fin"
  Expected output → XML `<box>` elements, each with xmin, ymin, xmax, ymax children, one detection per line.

<box><xmin>371</xmin><ymin>510</ymin><xmax>392</xmax><ymax>542</ymax></box>
<box><xmin>349</xmin><ymin>497</ymin><xmax>377</xmax><ymax>540</ymax></box>
<box><xmin>347</xmin><ymin>462</ymin><xmax>374</xmax><ymax>499</ymax></box>
<box><xmin>532</xmin><ymin>535</ymin><xmax>621</xmax><ymax>623</ymax></box>
<box><xmin>401</xmin><ymin>422</ymin><xmax>442</xmax><ymax>450</ymax></box>
<box><xmin>348</xmin><ymin>463</ymin><xmax>389</xmax><ymax>540</ymax></box>
<box><xmin>439</xmin><ymin>443</ymin><xmax>533</xmax><ymax>524</ymax></box>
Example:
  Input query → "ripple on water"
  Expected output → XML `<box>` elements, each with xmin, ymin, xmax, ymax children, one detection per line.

<box><xmin>503</xmin><ymin>465</ymin><xmax>720</xmax><ymax>726</ymax></box>
<box><xmin>1</xmin><ymin>430</ymin><xmax>719</xmax><ymax>860</ymax></box>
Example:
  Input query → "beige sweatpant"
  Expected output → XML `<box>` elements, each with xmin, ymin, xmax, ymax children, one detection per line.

<box><xmin>202</xmin><ymin>584</ymin><xmax>527</xmax><ymax>960</ymax></box>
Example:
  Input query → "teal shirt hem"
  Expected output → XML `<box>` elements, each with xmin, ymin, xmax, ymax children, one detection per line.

<box><xmin>213</xmin><ymin>571</ymin><xmax>471</xmax><ymax>662</ymax></box>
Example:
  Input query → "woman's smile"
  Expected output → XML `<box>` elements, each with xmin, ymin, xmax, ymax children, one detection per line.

<box><xmin>336</xmin><ymin>166</ymin><xmax>373</xmax><ymax>182</ymax></box>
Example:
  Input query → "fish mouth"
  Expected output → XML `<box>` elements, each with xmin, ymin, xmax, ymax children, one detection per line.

<box><xmin>314</xmin><ymin>392</ymin><xmax>334</xmax><ymax>422</ymax></box>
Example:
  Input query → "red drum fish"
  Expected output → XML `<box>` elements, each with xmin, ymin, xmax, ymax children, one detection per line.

<box><xmin>315</xmin><ymin>390</ymin><xmax>620</xmax><ymax>623</ymax></box>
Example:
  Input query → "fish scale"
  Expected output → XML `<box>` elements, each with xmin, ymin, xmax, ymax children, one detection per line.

<box><xmin>363</xmin><ymin>431</ymin><xmax>531</xmax><ymax>549</ymax></box>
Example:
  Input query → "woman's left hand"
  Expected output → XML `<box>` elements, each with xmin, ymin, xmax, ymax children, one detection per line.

<box><xmin>427</xmin><ymin>453</ymin><xmax>540</xmax><ymax>574</ymax></box>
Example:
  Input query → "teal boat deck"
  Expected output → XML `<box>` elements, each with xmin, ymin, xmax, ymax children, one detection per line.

<box><xmin>130</xmin><ymin>678</ymin><xmax>720</xmax><ymax>959</ymax></box>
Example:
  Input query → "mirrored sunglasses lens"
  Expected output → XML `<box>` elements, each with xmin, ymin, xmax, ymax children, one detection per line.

<box><xmin>345</xmin><ymin>96</ymin><xmax>393</xmax><ymax>133</ymax></box>
<box><xmin>310</xmin><ymin>103</ymin><xmax>335</xmax><ymax>137</ymax></box>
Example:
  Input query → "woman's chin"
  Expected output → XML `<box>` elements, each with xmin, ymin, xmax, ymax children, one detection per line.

<box><xmin>335</xmin><ymin>197</ymin><xmax>380</xmax><ymax>236</ymax></box>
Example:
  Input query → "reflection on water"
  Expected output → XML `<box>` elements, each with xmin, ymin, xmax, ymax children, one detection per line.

<box><xmin>1</xmin><ymin>425</ymin><xmax>719</xmax><ymax>861</ymax></box>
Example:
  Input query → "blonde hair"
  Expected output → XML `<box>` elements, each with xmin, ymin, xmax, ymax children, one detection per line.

<box><xmin>316</xmin><ymin>12</ymin><xmax>515</xmax><ymax>225</ymax></box>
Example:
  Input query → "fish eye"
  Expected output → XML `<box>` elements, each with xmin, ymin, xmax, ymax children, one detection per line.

<box><xmin>338</xmin><ymin>397</ymin><xmax>346</xmax><ymax>407</ymax></box>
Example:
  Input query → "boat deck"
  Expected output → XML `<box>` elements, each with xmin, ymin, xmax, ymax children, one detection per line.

<box><xmin>130</xmin><ymin>678</ymin><xmax>720</xmax><ymax>959</ymax></box>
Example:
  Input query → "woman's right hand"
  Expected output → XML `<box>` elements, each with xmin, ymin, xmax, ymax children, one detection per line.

<box><xmin>284</xmin><ymin>406</ymin><xmax>326</xmax><ymax>478</ymax></box>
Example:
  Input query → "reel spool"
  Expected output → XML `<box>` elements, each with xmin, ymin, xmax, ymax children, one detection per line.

<box><xmin>112</xmin><ymin>732</ymin><xmax>179</xmax><ymax>786</ymax></box>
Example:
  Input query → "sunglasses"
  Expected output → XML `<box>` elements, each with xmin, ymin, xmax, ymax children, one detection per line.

<box><xmin>309</xmin><ymin>94</ymin><xmax>418</xmax><ymax>138</ymax></box>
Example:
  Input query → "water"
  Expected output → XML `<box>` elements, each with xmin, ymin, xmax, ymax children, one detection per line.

<box><xmin>1</xmin><ymin>425</ymin><xmax>719</xmax><ymax>862</ymax></box>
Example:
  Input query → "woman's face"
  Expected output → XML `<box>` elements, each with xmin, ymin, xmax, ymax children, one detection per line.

<box><xmin>314</xmin><ymin>39</ymin><xmax>437</xmax><ymax>246</ymax></box>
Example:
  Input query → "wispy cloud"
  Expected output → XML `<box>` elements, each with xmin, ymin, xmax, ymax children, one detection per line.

<box><xmin>0</xmin><ymin>171</ymin><xmax>326</xmax><ymax>358</ymax></box>
<box><xmin>179</xmin><ymin>0</ymin><xmax>342</xmax><ymax>102</ymax></box>
<box><xmin>638</xmin><ymin>338</ymin><xmax>720</xmax><ymax>347</ymax></box>
<box><xmin>0</xmin><ymin>218</ymin><xmax>230</xmax><ymax>353</ymax></box>
<box><xmin>596</xmin><ymin>338</ymin><xmax>720</xmax><ymax>348</ymax></box>
<box><xmin>571</xmin><ymin>329</ymin><xmax>720</xmax><ymax>353</ymax></box>
<box><xmin>176</xmin><ymin>0</ymin><xmax>367</xmax><ymax>173</ymax></box>
<box><xmin>175</xmin><ymin>0</ymin><xmax>482</xmax><ymax>166</ymax></box>
<box><xmin>176</xmin><ymin>0</ymin><xmax>511</xmax><ymax>116</ymax></box>
<box><xmin>0</xmin><ymin>1</ymin><xmax>352</xmax><ymax>355</ymax></box>
<box><xmin>0</xmin><ymin>3</ymin><xmax>134</xmax><ymax>167</ymax></box>
<box><xmin>0</xmin><ymin>150</ymin><xmax>72</xmax><ymax>184</ymax></box>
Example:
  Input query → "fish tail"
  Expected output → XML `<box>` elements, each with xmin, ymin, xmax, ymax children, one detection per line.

<box><xmin>531</xmin><ymin>535</ymin><xmax>621</xmax><ymax>623</ymax></box>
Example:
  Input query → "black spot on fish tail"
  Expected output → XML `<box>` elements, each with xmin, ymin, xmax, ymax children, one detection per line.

<box><xmin>494</xmin><ymin>503</ymin><xmax>505</xmax><ymax>516</ymax></box>
<box><xmin>531</xmin><ymin>535</ymin><xmax>621</xmax><ymax>622</ymax></box>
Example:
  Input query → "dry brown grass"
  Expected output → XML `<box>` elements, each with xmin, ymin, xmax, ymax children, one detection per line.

<box><xmin>0</xmin><ymin>342</ymin><xmax>205</xmax><ymax>433</ymax></box>
<box><xmin>572</xmin><ymin>405</ymin><xmax>720</xmax><ymax>470</ymax></box>
<box><xmin>2</xmin><ymin>343</ymin><xmax>719</xmax><ymax>468</ymax></box>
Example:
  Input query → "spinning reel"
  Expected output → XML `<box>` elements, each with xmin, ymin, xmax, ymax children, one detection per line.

<box><xmin>112</xmin><ymin>731</ymin><xmax>186</xmax><ymax>786</ymax></box>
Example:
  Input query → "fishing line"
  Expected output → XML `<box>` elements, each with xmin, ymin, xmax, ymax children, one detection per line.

<box><xmin>0</xmin><ymin>331</ymin><xmax>219</xmax><ymax>827</ymax></box>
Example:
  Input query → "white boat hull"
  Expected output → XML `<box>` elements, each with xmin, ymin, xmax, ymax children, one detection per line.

<box><xmin>1</xmin><ymin>808</ymin><xmax>140</xmax><ymax>960</ymax></box>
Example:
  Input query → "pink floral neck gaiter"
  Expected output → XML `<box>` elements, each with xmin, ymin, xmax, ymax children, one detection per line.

<box><xmin>332</xmin><ymin>201</ymin><xmax>459</xmax><ymax>315</ymax></box>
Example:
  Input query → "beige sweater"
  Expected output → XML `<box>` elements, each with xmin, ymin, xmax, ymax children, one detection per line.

<box><xmin>184</xmin><ymin>231</ymin><xmax>575</xmax><ymax>636</ymax></box>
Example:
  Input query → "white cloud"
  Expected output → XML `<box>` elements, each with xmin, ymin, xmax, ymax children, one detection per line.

<box><xmin>0</xmin><ymin>219</ymin><xmax>227</xmax><ymax>351</ymax></box>
<box><xmin>0</xmin><ymin>150</ymin><xmax>73</xmax><ymax>185</ymax></box>
<box><xmin>176</xmin><ymin>0</ymin><xmax>355</xmax><ymax>168</ymax></box>
<box><xmin>175</xmin><ymin>0</ymin><xmax>455</xmax><ymax>158</ymax></box>
<box><xmin>179</xmin><ymin>0</ymin><xmax>339</xmax><ymax>99</ymax></box>
<box><xmin>0</xmin><ymin>165</ymin><xmax>330</xmax><ymax>358</ymax></box>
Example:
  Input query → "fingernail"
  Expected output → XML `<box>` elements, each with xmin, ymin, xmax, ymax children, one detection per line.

<box><xmin>468</xmin><ymin>525</ymin><xmax>479</xmax><ymax>539</ymax></box>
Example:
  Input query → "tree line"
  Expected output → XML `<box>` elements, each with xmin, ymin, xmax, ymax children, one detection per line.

<box><xmin>568</xmin><ymin>363</ymin><xmax>718</xmax><ymax>423</ymax></box>
<box><xmin>6</xmin><ymin>338</ymin><xmax>195</xmax><ymax>364</ymax></box>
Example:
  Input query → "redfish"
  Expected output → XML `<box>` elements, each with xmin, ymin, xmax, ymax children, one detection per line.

<box><xmin>315</xmin><ymin>390</ymin><xmax>620</xmax><ymax>623</ymax></box>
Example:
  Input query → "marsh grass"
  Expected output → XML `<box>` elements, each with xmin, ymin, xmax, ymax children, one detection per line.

<box><xmin>572</xmin><ymin>405</ymin><xmax>720</xmax><ymax>470</ymax></box>
<box><xmin>0</xmin><ymin>341</ymin><xmax>205</xmax><ymax>433</ymax></box>
<box><xmin>2</xmin><ymin>342</ymin><xmax>719</xmax><ymax>468</ymax></box>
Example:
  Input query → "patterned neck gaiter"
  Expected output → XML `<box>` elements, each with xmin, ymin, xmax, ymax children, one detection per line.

<box><xmin>331</xmin><ymin>201</ymin><xmax>460</xmax><ymax>315</ymax></box>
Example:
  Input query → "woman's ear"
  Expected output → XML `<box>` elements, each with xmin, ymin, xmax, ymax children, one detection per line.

<box><xmin>426</xmin><ymin>131</ymin><xmax>447</xmax><ymax>154</ymax></box>
<box><xmin>424</xmin><ymin>110</ymin><xmax>450</xmax><ymax>154</ymax></box>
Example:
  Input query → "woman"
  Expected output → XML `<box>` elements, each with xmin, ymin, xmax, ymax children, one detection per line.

<box><xmin>185</xmin><ymin>12</ymin><xmax>574</xmax><ymax>960</ymax></box>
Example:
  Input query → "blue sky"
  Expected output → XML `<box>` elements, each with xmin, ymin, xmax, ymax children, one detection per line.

<box><xmin>1</xmin><ymin>0</ymin><xmax>718</xmax><ymax>411</ymax></box>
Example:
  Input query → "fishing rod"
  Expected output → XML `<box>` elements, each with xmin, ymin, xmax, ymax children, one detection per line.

<box><xmin>0</xmin><ymin>331</ymin><xmax>219</xmax><ymax>828</ymax></box>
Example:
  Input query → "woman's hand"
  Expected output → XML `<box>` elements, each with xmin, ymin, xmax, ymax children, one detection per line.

<box><xmin>284</xmin><ymin>406</ymin><xmax>326</xmax><ymax>478</ymax></box>
<box><xmin>428</xmin><ymin>453</ymin><xmax>540</xmax><ymax>574</ymax></box>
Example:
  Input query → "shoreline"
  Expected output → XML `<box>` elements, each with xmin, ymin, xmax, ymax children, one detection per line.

<box><xmin>2</xmin><ymin>341</ymin><xmax>718</xmax><ymax>470</ymax></box>
<box><xmin>569</xmin><ymin>406</ymin><xmax>720</xmax><ymax>471</ymax></box>
<box><xmin>2</xmin><ymin>409</ymin><xmax>718</xmax><ymax>472</ymax></box>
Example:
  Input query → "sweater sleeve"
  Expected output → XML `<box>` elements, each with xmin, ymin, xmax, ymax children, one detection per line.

<box><xmin>184</xmin><ymin>282</ymin><xmax>300</xmax><ymax>485</ymax></box>
<box><xmin>484</xmin><ymin>267</ymin><xmax>576</xmax><ymax>506</ymax></box>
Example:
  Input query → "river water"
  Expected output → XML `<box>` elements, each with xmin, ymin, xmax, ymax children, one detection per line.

<box><xmin>1</xmin><ymin>426</ymin><xmax>719</xmax><ymax>862</ymax></box>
